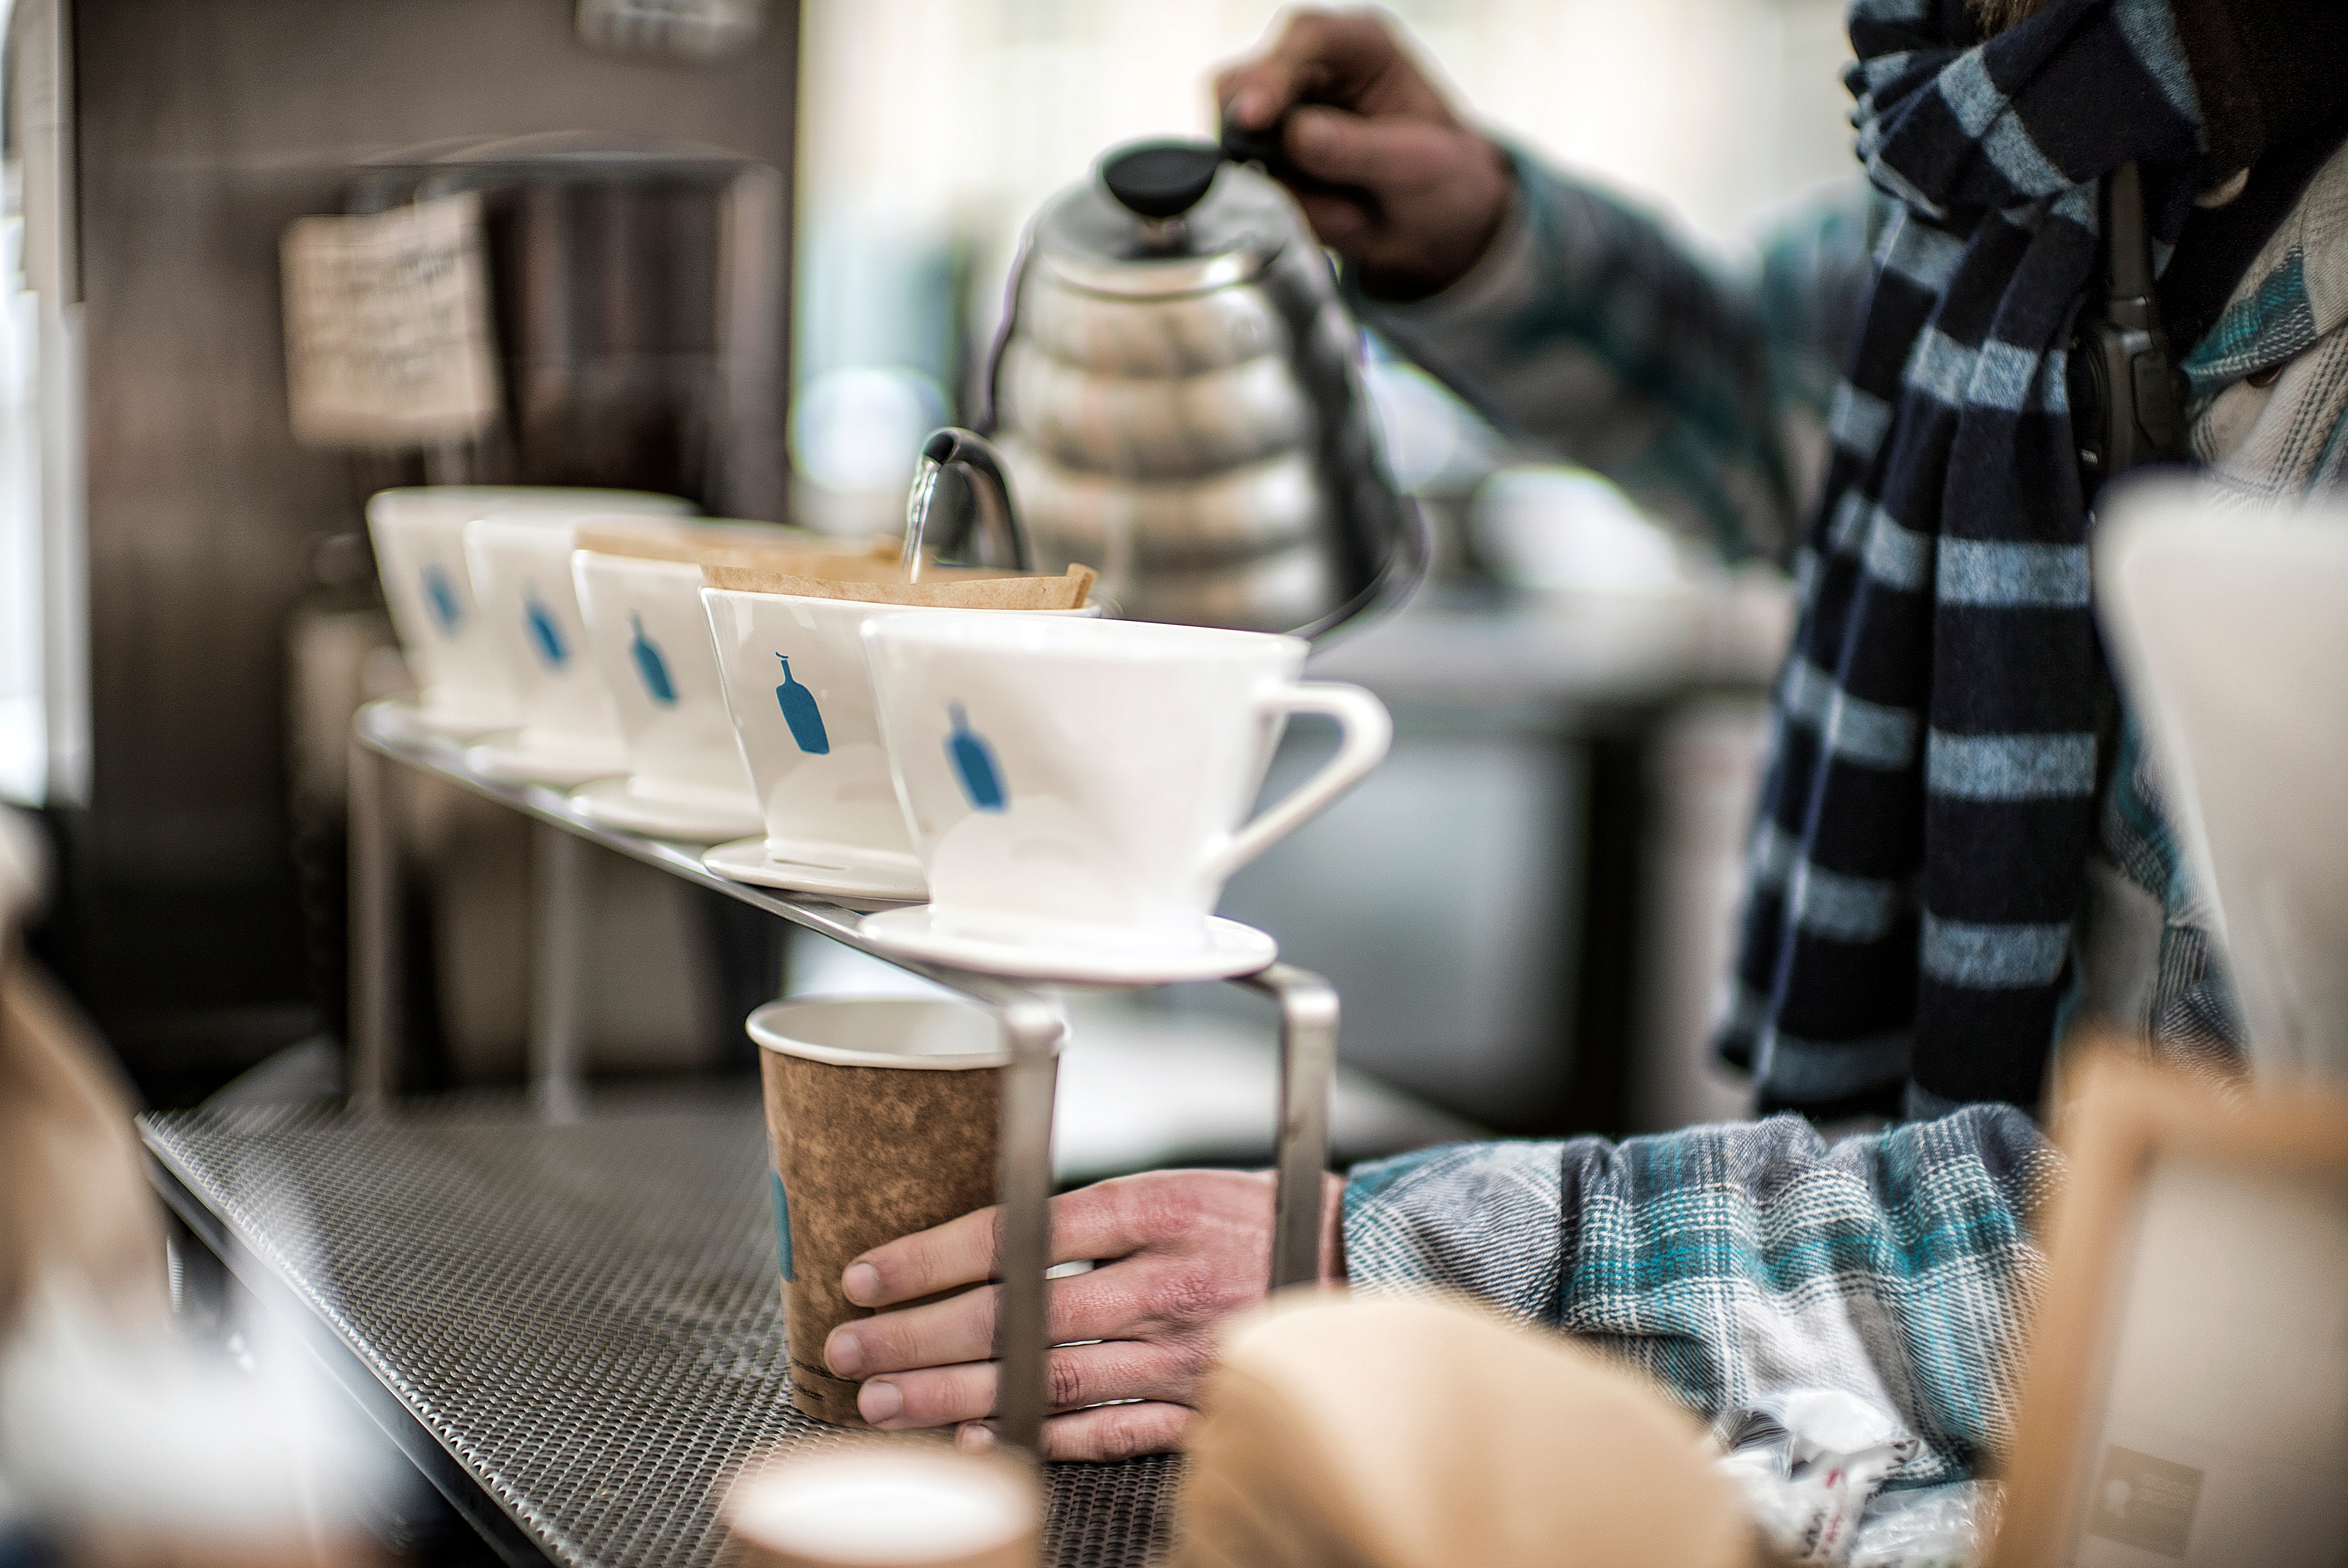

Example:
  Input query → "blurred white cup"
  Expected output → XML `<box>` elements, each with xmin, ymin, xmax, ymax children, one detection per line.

<box><xmin>463</xmin><ymin>515</ymin><xmax>635</xmax><ymax>785</ymax></box>
<box><xmin>1470</xmin><ymin>466</ymin><xmax>1693</xmax><ymax>597</ymax></box>
<box><xmin>571</xmin><ymin>546</ymin><xmax>768</xmax><ymax>840</ymax></box>
<box><xmin>365</xmin><ymin>486</ymin><xmax>692</xmax><ymax>737</ymax></box>
<box><xmin>723</xmin><ymin>1447</ymin><xmax>1037</xmax><ymax>1568</ymax></box>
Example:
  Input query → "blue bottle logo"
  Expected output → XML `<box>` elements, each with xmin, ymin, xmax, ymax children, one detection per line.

<box><xmin>630</xmin><ymin>613</ymin><xmax>677</xmax><ymax>705</ymax></box>
<box><xmin>770</xmin><ymin>1170</ymin><xmax>794</xmax><ymax>1282</ymax></box>
<box><xmin>524</xmin><ymin>590</ymin><xmax>568</xmax><ymax>669</ymax></box>
<box><xmin>773</xmin><ymin>656</ymin><xmax>830</xmax><ymax>755</ymax></box>
<box><xmin>946</xmin><ymin>703</ymin><xmax>1006</xmax><ymax>812</ymax></box>
<box><xmin>422</xmin><ymin>564</ymin><xmax>464</xmax><ymax>635</ymax></box>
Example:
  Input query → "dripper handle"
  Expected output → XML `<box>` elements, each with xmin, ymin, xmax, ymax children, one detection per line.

<box><xmin>1201</xmin><ymin>681</ymin><xmax>1392</xmax><ymax>884</ymax></box>
<box><xmin>913</xmin><ymin>427</ymin><xmax>1033</xmax><ymax>573</ymax></box>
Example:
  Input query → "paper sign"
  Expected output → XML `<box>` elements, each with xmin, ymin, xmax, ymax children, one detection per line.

<box><xmin>280</xmin><ymin>193</ymin><xmax>501</xmax><ymax>448</ymax></box>
<box><xmin>2088</xmin><ymin>1446</ymin><xmax>2203</xmax><ymax>1557</ymax></box>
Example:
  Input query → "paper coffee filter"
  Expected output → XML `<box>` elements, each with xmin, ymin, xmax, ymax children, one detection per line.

<box><xmin>702</xmin><ymin>558</ymin><xmax>1095</xmax><ymax>611</ymax></box>
<box><xmin>367</xmin><ymin>486</ymin><xmax>694</xmax><ymax>528</ymax></box>
<box><xmin>571</xmin><ymin>516</ymin><xmax>848</xmax><ymax>563</ymax></box>
<box><xmin>1174</xmin><ymin>1292</ymin><xmax>1752</xmax><ymax>1568</ymax></box>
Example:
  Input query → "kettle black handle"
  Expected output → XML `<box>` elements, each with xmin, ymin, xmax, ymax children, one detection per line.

<box><xmin>1218</xmin><ymin>108</ymin><xmax>1369</xmax><ymax>203</ymax></box>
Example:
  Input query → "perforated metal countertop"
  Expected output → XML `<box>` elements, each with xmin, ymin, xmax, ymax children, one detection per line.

<box><xmin>139</xmin><ymin>1090</ymin><xmax>1177</xmax><ymax>1568</ymax></box>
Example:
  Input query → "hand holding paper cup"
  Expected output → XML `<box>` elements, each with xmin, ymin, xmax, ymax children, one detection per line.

<box><xmin>857</xmin><ymin>616</ymin><xmax>1392</xmax><ymax>984</ymax></box>
<box><xmin>748</xmin><ymin>998</ymin><xmax>1049</xmax><ymax>1427</ymax></box>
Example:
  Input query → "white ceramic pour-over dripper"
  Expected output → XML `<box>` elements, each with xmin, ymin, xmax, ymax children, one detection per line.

<box><xmin>2097</xmin><ymin>479</ymin><xmax>2348</xmax><ymax>1085</ymax></box>
<box><xmin>364</xmin><ymin>486</ymin><xmax>693</xmax><ymax>737</ymax></box>
<box><xmin>569</xmin><ymin>548</ymin><xmax>766</xmax><ymax>841</ymax></box>
<box><xmin>698</xmin><ymin>586</ymin><xmax>1100</xmax><ymax>902</ymax></box>
<box><xmin>462</xmin><ymin>515</ymin><xmax>634</xmax><ymax>786</ymax></box>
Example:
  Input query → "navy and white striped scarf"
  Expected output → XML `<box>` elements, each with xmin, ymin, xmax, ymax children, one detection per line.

<box><xmin>1728</xmin><ymin>0</ymin><xmax>2207</xmax><ymax>1117</ymax></box>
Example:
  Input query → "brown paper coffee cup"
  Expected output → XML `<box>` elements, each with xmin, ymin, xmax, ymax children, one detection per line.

<box><xmin>723</xmin><ymin>1445</ymin><xmax>1039</xmax><ymax>1568</ymax></box>
<box><xmin>748</xmin><ymin>998</ymin><xmax>1042</xmax><ymax>1426</ymax></box>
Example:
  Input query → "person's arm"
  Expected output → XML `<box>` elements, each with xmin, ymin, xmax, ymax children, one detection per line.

<box><xmin>1345</xmin><ymin>1104</ymin><xmax>2058</xmax><ymax>1486</ymax></box>
<box><xmin>821</xmin><ymin>1107</ymin><xmax>2052</xmax><ymax>1473</ymax></box>
<box><xmin>1352</xmin><ymin>160</ymin><xmax>1861</xmax><ymax>561</ymax></box>
<box><xmin>1215</xmin><ymin>9</ymin><xmax>1868</xmax><ymax>563</ymax></box>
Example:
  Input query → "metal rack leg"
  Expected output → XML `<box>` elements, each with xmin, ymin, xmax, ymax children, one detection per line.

<box><xmin>1243</xmin><ymin>964</ymin><xmax>1340</xmax><ymax>1292</ymax></box>
<box><xmin>348</xmin><ymin>736</ymin><xmax>401</xmax><ymax>1111</ymax></box>
<box><xmin>991</xmin><ymin>998</ymin><xmax>1064</xmax><ymax>1459</ymax></box>
<box><xmin>530</xmin><ymin>821</ymin><xmax>588</xmax><ymax>1123</ymax></box>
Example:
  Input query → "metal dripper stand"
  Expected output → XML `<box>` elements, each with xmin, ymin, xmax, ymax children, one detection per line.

<box><xmin>341</xmin><ymin>429</ymin><xmax>1342</xmax><ymax>1458</ymax></box>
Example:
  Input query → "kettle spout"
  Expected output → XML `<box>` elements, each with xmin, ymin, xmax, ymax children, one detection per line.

<box><xmin>902</xmin><ymin>427</ymin><xmax>1032</xmax><ymax>579</ymax></box>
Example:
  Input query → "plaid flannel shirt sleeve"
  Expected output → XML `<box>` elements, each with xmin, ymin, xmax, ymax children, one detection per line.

<box><xmin>1341</xmin><ymin>1105</ymin><xmax>2058</xmax><ymax>1486</ymax></box>
<box><xmin>1347</xmin><ymin>147</ymin><xmax>1870</xmax><ymax>564</ymax></box>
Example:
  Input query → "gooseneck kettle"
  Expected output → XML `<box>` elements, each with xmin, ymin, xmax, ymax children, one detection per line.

<box><xmin>976</xmin><ymin>139</ymin><xmax>1426</xmax><ymax>639</ymax></box>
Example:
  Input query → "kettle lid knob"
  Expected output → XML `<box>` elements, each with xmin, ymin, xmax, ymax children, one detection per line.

<box><xmin>1100</xmin><ymin>140</ymin><xmax>1223</xmax><ymax>220</ymax></box>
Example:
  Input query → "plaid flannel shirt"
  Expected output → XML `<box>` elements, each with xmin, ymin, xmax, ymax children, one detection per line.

<box><xmin>1344</xmin><ymin>1106</ymin><xmax>2058</xmax><ymax>1487</ymax></box>
<box><xmin>1345</xmin><ymin>96</ymin><xmax>2348</xmax><ymax>1486</ymax></box>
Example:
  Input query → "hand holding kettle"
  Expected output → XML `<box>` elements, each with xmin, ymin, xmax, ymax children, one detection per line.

<box><xmin>1214</xmin><ymin>9</ymin><xmax>1513</xmax><ymax>301</ymax></box>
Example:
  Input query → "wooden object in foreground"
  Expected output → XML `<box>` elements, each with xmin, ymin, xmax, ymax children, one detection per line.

<box><xmin>1991</xmin><ymin>1041</ymin><xmax>2348</xmax><ymax>1568</ymax></box>
<box><xmin>1174</xmin><ymin>1292</ymin><xmax>1754</xmax><ymax>1568</ymax></box>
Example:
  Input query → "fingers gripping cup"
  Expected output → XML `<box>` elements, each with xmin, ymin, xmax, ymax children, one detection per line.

<box><xmin>857</xmin><ymin>616</ymin><xmax>1392</xmax><ymax>984</ymax></box>
<box><xmin>748</xmin><ymin>998</ymin><xmax>1052</xmax><ymax>1427</ymax></box>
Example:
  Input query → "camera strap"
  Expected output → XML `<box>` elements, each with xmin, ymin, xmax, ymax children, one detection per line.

<box><xmin>2069</xmin><ymin>161</ymin><xmax>2189</xmax><ymax>503</ymax></box>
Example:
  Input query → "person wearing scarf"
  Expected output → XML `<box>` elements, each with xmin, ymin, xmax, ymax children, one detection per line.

<box><xmin>803</xmin><ymin>0</ymin><xmax>2348</xmax><ymax>1494</ymax></box>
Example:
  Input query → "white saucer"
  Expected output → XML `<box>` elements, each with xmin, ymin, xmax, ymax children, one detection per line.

<box><xmin>702</xmin><ymin>837</ymin><xmax>929</xmax><ymax>905</ymax></box>
<box><xmin>569</xmin><ymin>778</ymin><xmax>766</xmax><ymax>842</ymax></box>
<box><xmin>857</xmin><ymin>907</ymin><xmax>1278</xmax><ymax>985</ymax></box>
<box><xmin>375</xmin><ymin>698</ymin><xmax>515</xmax><ymax>742</ymax></box>
<box><xmin>465</xmin><ymin>735</ymin><xmax>630</xmax><ymax>787</ymax></box>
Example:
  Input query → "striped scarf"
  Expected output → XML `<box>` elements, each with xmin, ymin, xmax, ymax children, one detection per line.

<box><xmin>1731</xmin><ymin>0</ymin><xmax>2207</xmax><ymax>1117</ymax></box>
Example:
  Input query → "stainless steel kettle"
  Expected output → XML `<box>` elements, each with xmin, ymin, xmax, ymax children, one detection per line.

<box><xmin>980</xmin><ymin>140</ymin><xmax>1425</xmax><ymax>639</ymax></box>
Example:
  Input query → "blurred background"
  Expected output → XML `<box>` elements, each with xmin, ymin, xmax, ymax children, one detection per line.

<box><xmin>1</xmin><ymin>0</ymin><xmax>1854</xmax><ymax>1157</ymax></box>
<box><xmin>790</xmin><ymin>0</ymin><xmax>1855</xmax><ymax>530</ymax></box>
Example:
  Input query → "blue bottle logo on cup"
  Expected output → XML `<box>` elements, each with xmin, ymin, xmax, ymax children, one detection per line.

<box><xmin>773</xmin><ymin>656</ymin><xmax>830</xmax><ymax>755</ymax></box>
<box><xmin>524</xmin><ymin>590</ymin><xmax>568</xmax><ymax>669</ymax></box>
<box><xmin>770</xmin><ymin>1170</ymin><xmax>795</xmax><ymax>1282</ymax></box>
<box><xmin>946</xmin><ymin>703</ymin><xmax>1007</xmax><ymax>812</ymax></box>
<box><xmin>422</xmin><ymin>564</ymin><xmax>465</xmax><ymax>636</ymax></box>
<box><xmin>629</xmin><ymin>613</ymin><xmax>677</xmax><ymax>705</ymax></box>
